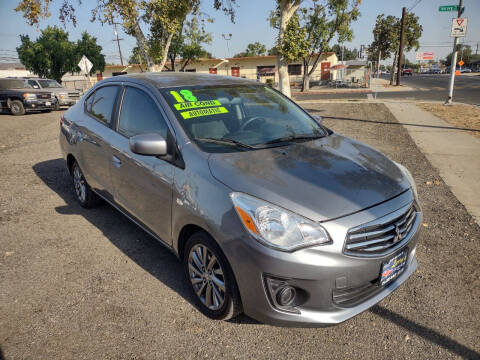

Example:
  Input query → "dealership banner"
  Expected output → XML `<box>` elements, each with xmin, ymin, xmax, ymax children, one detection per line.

<box><xmin>416</xmin><ymin>52</ymin><xmax>434</xmax><ymax>60</ymax></box>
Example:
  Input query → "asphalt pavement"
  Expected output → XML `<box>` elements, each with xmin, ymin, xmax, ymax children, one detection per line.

<box><xmin>294</xmin><ymin>74</ymin><xmax>480</xmax><ymax>105</ymax></box>
<box><xmin>1</xmin><ymin>108</ymin><xmax>479</xmax><ymax>359</ymax></box>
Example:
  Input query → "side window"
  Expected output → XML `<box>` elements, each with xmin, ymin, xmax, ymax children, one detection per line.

<box><xmin>85</xmin><ymin>91</ymin><xmax>95</xmax><ymax>112</ymax></box>
<box><xmin>89</xmin><ymin>86</ymin><xmax>119</xmax><ymax>125</ymax></box>
<box><xmin>118</xmin><ymin>87</ymin><xmax>168</xmax><ymax>139</ymax></box>
<box><xmin>28</xmin><ymin>80</ymin><xmax>38</xmax><ymax>88</ymax></box>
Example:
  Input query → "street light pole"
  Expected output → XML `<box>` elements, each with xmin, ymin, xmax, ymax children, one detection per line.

<box><xmin>445</xmin><ymin>0</ymin><xmax>464</xmax><ymax>104</ymax></box>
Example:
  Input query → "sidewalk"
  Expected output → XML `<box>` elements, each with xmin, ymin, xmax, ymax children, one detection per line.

<box><xmin>386</xmin><ymin>102</ymin><xmax>480</xmax><ymax>225</ymax></box>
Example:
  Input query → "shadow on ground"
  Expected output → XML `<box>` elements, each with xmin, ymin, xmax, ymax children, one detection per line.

<box><xmin>32</xmin><ymin>158</ymin><xmax>261</xmax><ymax>325</ymax></box>
<box><xmin>371</xmin><ymin>305</ymin><xmax>480</xmax><ymax>359</ymax></box>
<box><xmin>31</xmin><ymin>158</ymin><xmax>480</xmax><ymax>352</ymax></box>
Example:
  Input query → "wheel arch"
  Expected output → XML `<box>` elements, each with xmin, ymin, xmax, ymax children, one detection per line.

<box><xmin>66</xmin><ymin>153</ymin><xmax>76</xmax><ymax>175</ymax></box>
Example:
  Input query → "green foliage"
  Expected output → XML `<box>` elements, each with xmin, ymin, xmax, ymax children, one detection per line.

<box><xmin>234</xmin><ymin>42</ymin><xmax>267</xmax><ymax>57</ymax></box>
<box><xmin>269</xmin><ymin>11</ymin><xmax>309</xmax><ymax>62</ymax></box>
<box><xmin>369</xmin><ymin>12</ymin><xmax>422</xmax><ymax>62</ymax></box>
<box><xmin>443</xmin><ymin>45</ymin><xmax>480</xmax><ymax>67</ymax></box>
<box><xmin>17</xmin><ymin>26</ymin><xmax>105</xmax><ymax>81</ymax></box>
<box><xmin>331</xmin><ymin>44</ymin><xmax>358</xmax><ymax>60</ymax></box>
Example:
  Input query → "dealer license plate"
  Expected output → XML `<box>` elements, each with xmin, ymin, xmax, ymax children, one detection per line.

<box><xmin>380</xmin><ymin>248</ymin><xmax>408</xmax><ymax>286</ymax></box>
<box><xmin>46</xmin><ymin>101</ymin><xmax>51</xmax><ymax>106</ymax></box>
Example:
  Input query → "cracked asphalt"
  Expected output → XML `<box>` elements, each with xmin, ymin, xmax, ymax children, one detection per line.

<box><xmin>0</xmin><ymin>104</ymin><xmax>479</xmax><ymax>359</ymax></box>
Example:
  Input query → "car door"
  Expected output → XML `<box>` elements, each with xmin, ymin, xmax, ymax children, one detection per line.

<box><xmin>76</xmin><ymin>85</ymin><xmax>120</xmax><ymax>200</ymax></box>
<box><xmin>109</xmin><ymin>85</ymin><xmax>174</xmax><ymax>244</ymax></box>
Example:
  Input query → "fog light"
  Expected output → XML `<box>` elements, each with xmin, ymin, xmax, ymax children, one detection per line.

<box><xmin>276</xmin><ymin>286</ymin><xmax>296</xmax><ymax>306</ymax></box>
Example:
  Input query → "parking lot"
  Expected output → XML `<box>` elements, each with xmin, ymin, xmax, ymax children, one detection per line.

<box><xmin>1</xmin><ymin>105</ymin><xmax>479</xmax><ymax>359</ymax></box>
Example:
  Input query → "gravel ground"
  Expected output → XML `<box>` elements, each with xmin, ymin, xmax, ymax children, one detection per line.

<box><xmin>0</xmin><ymin>104</ymin><xmax>479</xmax><ymax>360</ymax></box>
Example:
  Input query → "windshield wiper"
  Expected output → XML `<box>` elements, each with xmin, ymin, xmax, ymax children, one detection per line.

<box><xmin>260</xmin><ymin>133</ymin><xmax>324</xmax><ymax>145</ymax></box>
<box><xmin>195</xmin><ymin>137</ymin><xmax>256</xmax><ymax>149</ymax></box>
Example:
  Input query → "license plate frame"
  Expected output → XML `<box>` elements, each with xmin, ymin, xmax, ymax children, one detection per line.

<box><xmin>380</xmin><ymin>248</ymin><xmax>408</xmax><ymax>286</ymax></box>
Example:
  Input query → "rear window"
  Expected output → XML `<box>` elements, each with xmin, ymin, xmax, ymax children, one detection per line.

<box><xmin>0</xmin><ymin>79</ymin><xmax>31</xmax><ymax>90</ymax></box>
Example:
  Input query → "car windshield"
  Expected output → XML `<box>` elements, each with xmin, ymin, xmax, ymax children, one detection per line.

<box><xmin>161</xmin><ymin>84</ymin><xmax>326</xmax><ymax>152</ymax></box>
<box><xmin>0</xmin><ymin>79</ymin><xmax>32</xmax><ymax>90</ymax></box>
<box><xmin>37</xmin><ymin>79</ymin><xmax>62</xmax><ymax>88</ymax></box>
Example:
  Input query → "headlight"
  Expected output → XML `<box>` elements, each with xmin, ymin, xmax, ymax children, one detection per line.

<box><xmin>23</xmin><ymin>93</ymin><xmax>36</xmax><ymax>100</ymax></box>
<box><xmin>230</xmin><ymin>192</ymin><xmax>330</xmax><ymax>251</ymax></box>
<box><xmin>395</xmin><ymin>162</ymin><xmax>418</xmax><ymax>199</ymax></box>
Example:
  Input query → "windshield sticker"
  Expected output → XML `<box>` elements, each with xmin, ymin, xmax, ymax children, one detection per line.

<box><xmin>170</xmin><ymin>89</ymin><xmax>198</xmax><ymax>103</ymax></box>
<box><xmin>174</xmin><ymin>100</ymin><xmax>222</xmax><ymax>111</ymax></box>
<box><xmin>180</xmin><ymin>106</ymin><xmax>229</xmax><ymax>119</ymax></box>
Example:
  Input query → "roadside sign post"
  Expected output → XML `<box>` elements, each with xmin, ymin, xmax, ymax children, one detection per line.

<box><xmin>445</xmin><ymin>0</ymin><xmax>465</xmax><ymax>105</ymax></box>
<box><xmin>78</xmin><ymin>55</ymin><xmax>93</xmax><ymax>89</ymax></box>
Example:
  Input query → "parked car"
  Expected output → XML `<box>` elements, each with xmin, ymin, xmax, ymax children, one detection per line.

<box><xmin>427</xmin><ymin>68</ymin><xmax>442</xmax><ymax>74</ymax></box>
<box><xmin>401</xmin><ymin>68</ymin><xmax>413</xmax><ymax>76</ymax></box>
<box><xmin>460</xmin><ymin>68</ymin><xmax>472</xmax><ymax>73</ymax></box>
<box><xmin>59</xmin><ymin>73</ymin><xmax>422</xmax><ymax>326</ymax></box>
<box><xmin>0</xmin><ymin>78</ymin><xmax>54</xmax><ymax>115</ymax></box>
<box><xmin>23</xmin><ymin>77</ymin><xmax>80</xmax><ymax>110</ymax></box>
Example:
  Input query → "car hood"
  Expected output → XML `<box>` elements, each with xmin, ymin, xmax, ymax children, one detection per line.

<box><xmin>208</xmin><ymin>133</ymin><xmax>410</xmax><ymax>222</ymax></box>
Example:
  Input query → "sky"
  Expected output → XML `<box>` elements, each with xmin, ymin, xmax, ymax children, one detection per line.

<box><xmin>0</xmin><ymin>0</ymin><xmax>479</xmax><ymax>66</ymax></box>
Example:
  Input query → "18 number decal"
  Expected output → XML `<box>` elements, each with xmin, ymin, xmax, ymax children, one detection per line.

<box><xmin>170</xmin><ymin>89</ymin><xmax>197</xmax><ymax>103</ymax></box>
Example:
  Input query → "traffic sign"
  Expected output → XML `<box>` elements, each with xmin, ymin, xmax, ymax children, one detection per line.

<box><xmin>458</xmin><ymin>60</ymin><xmax>464</xmax><ymax>66</ymax></box>
<box><xmin>450</xmin><ymin>18</ymin><xmax>468</xmax><ymax>37</ymax></box>
<box><xmin>439</xmin><ymin>5</ymin><xmax>458</xmax><ymax>11</ymax></box>
<box><xmin>78</xmin><ymin>55</ymin><xmax>93</xmax><ymax>74</ymax></box>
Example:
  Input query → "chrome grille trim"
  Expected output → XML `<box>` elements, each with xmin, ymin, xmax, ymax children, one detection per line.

<box><xmin>344</xmin><ymin>202</ymin><xmax>419</xmax><ymax>257</ymax></box>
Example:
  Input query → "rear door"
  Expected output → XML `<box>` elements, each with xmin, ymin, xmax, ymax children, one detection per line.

<box><xmin>76</xmin><ymin>85</ymin><xmax>120</xmax><ymax>200</ymax></box>
<box><xmin>109</xmin><ymin>84</ymin><xmax>174</xmax><ymax>244</ymax></box>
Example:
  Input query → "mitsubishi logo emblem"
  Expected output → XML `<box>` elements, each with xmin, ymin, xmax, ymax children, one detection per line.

<box><xmin>393</xmin><ymin>224</ymin><xmax>402</xmax><ymax>243</ymax></box>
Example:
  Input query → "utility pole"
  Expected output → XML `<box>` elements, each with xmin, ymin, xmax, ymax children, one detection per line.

<box><xmin>112</xmin><ymin>20</ymin><xmax>124</xmax><ymax>66</ymax></box>
<box><xmin>445</xmin><ymin>0</ymin><xmax>464</xmax><ymax>104</ymax></box>
<box><xmin>396</xmin><ymin>7</ymin><xmax>406</xmax><ymax>86</ymax></box>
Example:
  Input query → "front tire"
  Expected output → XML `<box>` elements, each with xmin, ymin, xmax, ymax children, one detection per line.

<box><xmin>9</xmin><ymin>100</ymin><xmax>25</xmax><ymax>116</ymax></box>
<box><xmin>184</xmin><ymin>231</ymin><xmax>242</xmax><ymax>320</ymax></box>
<box><xmin>71</xmin><ymin>161</ymin><xmax>100</xmax><ymax>208</ymax></box>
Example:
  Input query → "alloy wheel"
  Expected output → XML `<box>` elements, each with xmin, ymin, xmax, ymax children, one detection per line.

<box><xmin>188</xmin><ymin>244</ymin><xmax>226</xmax><ymax>310</ymax></box>
<box><xmin>73</xmin><ymin>164</ymin><xmax>87</xmax><ymax>203</ymax></box>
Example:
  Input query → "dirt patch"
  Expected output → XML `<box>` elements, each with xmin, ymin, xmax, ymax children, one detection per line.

<box><xmin>417</xmin><ymin>103</ymin><xmax>480</xmax><ymax>138</ymax></box>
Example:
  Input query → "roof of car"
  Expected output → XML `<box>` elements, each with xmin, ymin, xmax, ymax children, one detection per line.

<box><xmin>103</xmin><ymin>72</ymin><xmax>260</xmax><ymax>88</ymax></box>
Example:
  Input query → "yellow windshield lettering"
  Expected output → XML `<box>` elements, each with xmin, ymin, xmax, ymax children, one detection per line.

<box><xmin>180</xmin><ymin>106</ymin><xmax>229</xmax><ymax>119</ymax></box>
<box><xmin>174</xmin><ymin>100</ymin><xmax>222</xmax><ymax>111</ymax></box>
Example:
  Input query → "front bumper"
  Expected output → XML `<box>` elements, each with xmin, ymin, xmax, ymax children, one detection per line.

<box><xmin>226</xmin><ymin>189</ymin><xmax>421</xmax><ymax>327</ymax></box>
<box><xmin>58</xmin><ymin>98</ymin><xmax>78</xmax><ymax>106</ymax></box>
<box><xmin>25</xmin><ymin>99</ymin><xmax>54</xmax><ymax>111</ymax></box>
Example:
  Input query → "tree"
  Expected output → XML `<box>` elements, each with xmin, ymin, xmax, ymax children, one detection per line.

<box><xmin>299</xmin><ymin>0</ymin><xmax>361</xmax><ymax>92</ymax></box>
<box><xmin>444</xmin><ymin>45</ymin><xmax>480</xmax><ymax>67</ymax></box>
<box><xmin>16</xmin><ymin>26</ymin><xmax>76</xmax><ymax>82</ymax></box>
<box><xmin>369</xmin><ymin>12</ymin><xmax>422</xmax><ymax>85</ymax></box>
<box><xmin>74</xmin><ymin>32</ymin><xmax>106</xmax><ymax>75</ymax></box>
<box><xmin>233</xmin><ymin>42</ymin><xmax>267</xmax><ymax>57</ymax></box>
<box><xmin>270</xmin><ymin>0</ymin><xmax>306</xmax><ymax>97</ymax></box>
<box><xmin>331</xmin><ymin>44</ymin><xmax>358</xmax><ymax>61</ymax></box>
<box><xmin>14</xmin><ymin>0</ymin><xmax>237</xmax><ymax>72</ymax></box>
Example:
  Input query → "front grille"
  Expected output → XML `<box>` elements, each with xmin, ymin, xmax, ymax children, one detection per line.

<box><xmin>344</xmin><ymin>203</ymin><xmax>417</xmax><ymax>256</ymax></box>
<box><xmin>37</xmin><ymin>93</ymin><xmax>51</xmax><ymax>99</ymax></box>
<box><xmin>68</xmin><ymin>92</ymin><xmax>80</xmax><ymax>99</ymax></box>
<box><xmin>333</xmin><ymin>281</ymin><xmax>380</xmax><ymax>307</ymax></box>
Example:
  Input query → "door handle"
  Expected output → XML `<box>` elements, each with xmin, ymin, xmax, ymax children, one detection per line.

<box><xmin>112</xmin><ymin>155</ymin><xmax>122</xmax><ymax>168</ymax></box>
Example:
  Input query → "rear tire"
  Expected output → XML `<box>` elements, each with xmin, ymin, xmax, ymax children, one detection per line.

<box><xmin>9</xmin><ymin>100</ymin><xmax>25</xmax><ymax>116</ymax></box>
<box><xmin>71</xmin><ymin>161</ymin><xmax>100</xmax><ymax>208</ymax></box>
<box><xmin>184</xmin><ymin>231</ymin><xmax>242</xmax><ymax>320</ymax></box>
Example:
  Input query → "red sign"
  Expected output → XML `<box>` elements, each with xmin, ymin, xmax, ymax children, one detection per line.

<box><xmin>456</xmin><ymin>18</ymin><xmax>464</xmax><ymax>26</ymax></box>
<box><xmin>209</xmin><ymin>67</ymin><xmax>217</xmax><ymax>74</ymax></box>
<box><xmin>231</xmin><ymin>66</ymin><xmax>240</xmax><ymax>77</ymax></box>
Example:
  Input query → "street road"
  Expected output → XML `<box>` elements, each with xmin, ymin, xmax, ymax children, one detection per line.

<box><xmin>294</xmin><ymin>74</ymin><xmax>480</xmax><ymax>105</ymax></box>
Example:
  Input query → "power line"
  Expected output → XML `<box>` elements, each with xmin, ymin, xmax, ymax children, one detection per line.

<box><xmin>407</xmin><ymin>0</ymin><xmax>423</xmax><ymax>12</ymax></box>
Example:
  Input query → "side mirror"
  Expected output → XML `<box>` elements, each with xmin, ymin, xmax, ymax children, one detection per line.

<box><xmin>312</xmin><ymin>114</ymin><xmax>323</xmax><ymax>124</ymax></box>
<box><xmin>129</xmin><ymin>133</ymin><xmax>167</xmax><ymax>156</ymax></box>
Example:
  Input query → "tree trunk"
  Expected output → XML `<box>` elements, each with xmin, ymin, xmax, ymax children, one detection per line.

<box><xmin>390</xmin><ymin>51</ymin><xmax>398</xmax><ymax>85</ymax></box>
<box><xmin>277</xmin><ymin>0</ymin><xmax>301</xmax><ymax>98</ymax></box>
<box><xmin>180</xmin><ymin>58</ymin><xmax>190</xmax><ymax>72</ymax></box>
<box><xmin>155</xmin><ymin>33</ymin><xmax>174</xmax><ymax>72</ymax></box>
<box><xmin>301</xmin><ymin>58</ymin><xmax>309</xmax><ymax>92</ymax></box>
<box><xmin>170</xmin><ymin>55</ymin><xmax>175</xmax><ymax>72</ymax></box>
<box><xmin>132</xmin><ymin>20</ymin><xmax>154</xmax><ymax>72</ymax></box>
